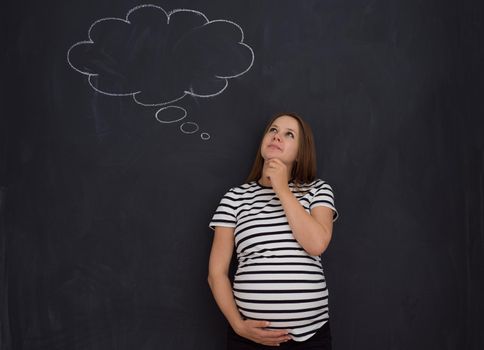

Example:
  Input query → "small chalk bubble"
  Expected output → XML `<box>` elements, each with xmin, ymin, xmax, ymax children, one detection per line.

<box><xmin>201</xmin><ymin>132</ymin><xmax>211</xmax><ymax>140</ymax></box>
<box><xmin>155</xmin><ymin>105</ymin><xmax>187</xmax><ymax>123</ymax></box>
<box><xmin>180</xmin><ymin>122</ymin><xmax>199</xmax><ymax>134</ymax></box>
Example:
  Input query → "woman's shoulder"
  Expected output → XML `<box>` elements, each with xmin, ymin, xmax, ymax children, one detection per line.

<box><xmin>224</xmin><ymin>181</ymin><xmax>262</xmax><ymax>196</ymax></box>
<box><xmin>295</xmin><ymin>178</ymin><xmax>334</xmax><ymax>193</ymax></box>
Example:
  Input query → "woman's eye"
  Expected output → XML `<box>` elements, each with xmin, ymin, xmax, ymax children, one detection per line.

<box><xmin>286</xmin><ymin>132</ymin><xmax>294</xmax><ymax>138</ymax></box>
<box><xmin>268</xmin><ymin>127</ymin><xmax>277</xmax><ymax>133</ymax></box>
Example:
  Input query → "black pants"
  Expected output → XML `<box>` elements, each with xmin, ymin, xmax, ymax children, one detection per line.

<box><xmin>227</xmin><ymin>321</ymin><xmax>332</xmax><ymax>350</ymax></box>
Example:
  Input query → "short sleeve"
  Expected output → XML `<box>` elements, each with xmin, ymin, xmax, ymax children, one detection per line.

<box><xmin>309</xmin><ymin>181</ymin><xmax>339</xmax><ymax>222</ymax></box>
<box><xmin>209</xmin><ymin>189</ymin><xmax>237</xmax><ymax>230</ymax></box>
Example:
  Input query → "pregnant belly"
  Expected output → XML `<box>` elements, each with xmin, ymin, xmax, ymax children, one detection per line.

<box><xmin>232</xmin><ymin>270</ymin><xmax>330</xmax><ymax>341</ymax></box>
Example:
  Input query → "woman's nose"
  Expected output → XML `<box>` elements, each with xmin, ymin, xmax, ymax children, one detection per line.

<box><xmin>272</xmin><ymin>132</ymin><xmax>281</xmax><ymax>141</ymax></box>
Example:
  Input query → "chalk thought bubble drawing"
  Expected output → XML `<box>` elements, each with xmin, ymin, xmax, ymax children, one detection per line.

<box><xmin>67</xmin><ymin>4</ymin><xmax>255</xmax><ymax>140</ymax></box>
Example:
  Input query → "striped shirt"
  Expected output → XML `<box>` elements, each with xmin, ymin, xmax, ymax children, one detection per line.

<box><xmin>209</xmin><ymin>179</ymin><xmax>339</xmax><ymax>342</ymax></box>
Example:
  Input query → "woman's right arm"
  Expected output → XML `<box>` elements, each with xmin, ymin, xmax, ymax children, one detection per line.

<box><xmin>207</xmin><ymin>226</ymin><xmax>290</xmax><ymax>346</ymax></box>
<box><xmin>207</xmin><ymin>226</ymin><xmax>244</xmax><ymax>331</ymax></box>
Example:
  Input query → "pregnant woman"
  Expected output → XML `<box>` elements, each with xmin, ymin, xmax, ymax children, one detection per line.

<box><xmin>208</xmin><ymin>113</ymin><xmax>339</xmax><ymax>349</ymax></box>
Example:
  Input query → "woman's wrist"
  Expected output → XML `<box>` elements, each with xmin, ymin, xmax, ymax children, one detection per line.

<box><xmin>275</xmin><ymin>185</ymin><xmax>292</xmax><ymax>200</ymax></box>
<box><xmin>231</xmin><ymin>318</ymin><xmax>246</xmax><ymax>335</ymax></box>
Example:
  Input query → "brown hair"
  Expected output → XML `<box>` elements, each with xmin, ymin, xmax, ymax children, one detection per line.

<box><xmin>246</xmin><ymin>113</ymin><xmax>317</xmax><ymax>185</ymax></box>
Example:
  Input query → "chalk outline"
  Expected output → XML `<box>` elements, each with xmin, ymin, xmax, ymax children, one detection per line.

<box><xmin>67</xmin><ymin>4</ymin><xmax>255</xmax><ymax>106</ymax></box>
<box><xmin>180</xmin><ymin>122</ymin><xmax>199</xmax><ymax>134</ymax></box>
<box><xmin>155</xmin><ymin>105</ymin><xmax>187</xmax><ymax>124</ymax></box>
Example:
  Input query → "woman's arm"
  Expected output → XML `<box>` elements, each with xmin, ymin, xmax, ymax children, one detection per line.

<box><xmin>207</xmin><ymin>226</ymin><xmax>243</xmax><ymax>330</ymax></box>
<box><xmin>277</xmin><ymin>190</ymin><xmax>334</xmax><ymax>256</ymax></box>
<box><xmin>207</xmin><ymin>226</ymin><xmax>290</xmax><ymax>346</ymax></box>
<box><xmin>264</xmin><ymin>158</ymin><xmax>335</xmax><ymax>256</ymax></box>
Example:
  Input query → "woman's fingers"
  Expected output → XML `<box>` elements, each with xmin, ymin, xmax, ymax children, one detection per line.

<box><xmin>267</xmin><ymin>158</ymin><xmax>285</xmax><ymax>167</ymax></box>
<box><xmin>240</xmin><ymin>320</ymin><xmax>291</xmax><ymax>345</ymax></box>
<box><xmin>257</xmin><ymin>329</ymin><xmax>291</xmax><ymax>344</ymax></box>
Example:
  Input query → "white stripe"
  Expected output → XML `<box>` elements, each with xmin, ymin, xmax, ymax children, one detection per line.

<box><xmin>237</xmin><ymin>264</ymin><xmax>322</xmax><ymax>273</ymax></box>
<box><xmin>263</xmin><ymin>313</ymin><xmax>328</xmax><ymax>329</ymax></box>
<box><xmin>236</xmin><ymin>299</ymin><xmax>328</xmax><ymax>311</ymax></box>
<box><xmin>233</xmin><ymin>281</ymin><xmax>326</xmax><ymax>291</ymax></box>
<box><xmin>239</xmin><ymin>308</ymin><xmax>325</xmax><ymax>320</ymax></box>
<box><xmin>234</xmin><ymin>290</ymin><xmax>327</xmax><ymax>301</ymax></box>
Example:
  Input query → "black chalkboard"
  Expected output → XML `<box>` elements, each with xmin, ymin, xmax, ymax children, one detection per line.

<box><xmin>2</xmin><ymin>0</ymin><xmax>484</xmax><ymax>349</ymax></box>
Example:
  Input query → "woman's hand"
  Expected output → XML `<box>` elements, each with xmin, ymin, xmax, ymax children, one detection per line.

<box><xmin>262</xmin><ymin>158</ymin><xmax>290</xmax><ymax>195</ymax></box>
<box><xmin>234</xmin><ymin>319</ymin><xmax>291</xmax><ymax>346</ymax></box>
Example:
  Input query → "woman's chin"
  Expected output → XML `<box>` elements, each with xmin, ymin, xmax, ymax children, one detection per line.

<box><xmin>262</xmin><ymin>151</ymin><xmax>282</xmax><ymax>160</ymax></box>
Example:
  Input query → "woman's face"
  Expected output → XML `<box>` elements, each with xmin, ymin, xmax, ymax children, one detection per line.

<box><xmin>260</xmin><ymin>115</ymin><xmax>300</xmax><ymax>166</ymax></box>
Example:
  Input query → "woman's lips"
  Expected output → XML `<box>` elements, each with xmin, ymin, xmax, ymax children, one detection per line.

<box><xmin>268</xmin><ymin>144</ymin><xmax>282</xmax><ymax>151</ymax></box>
